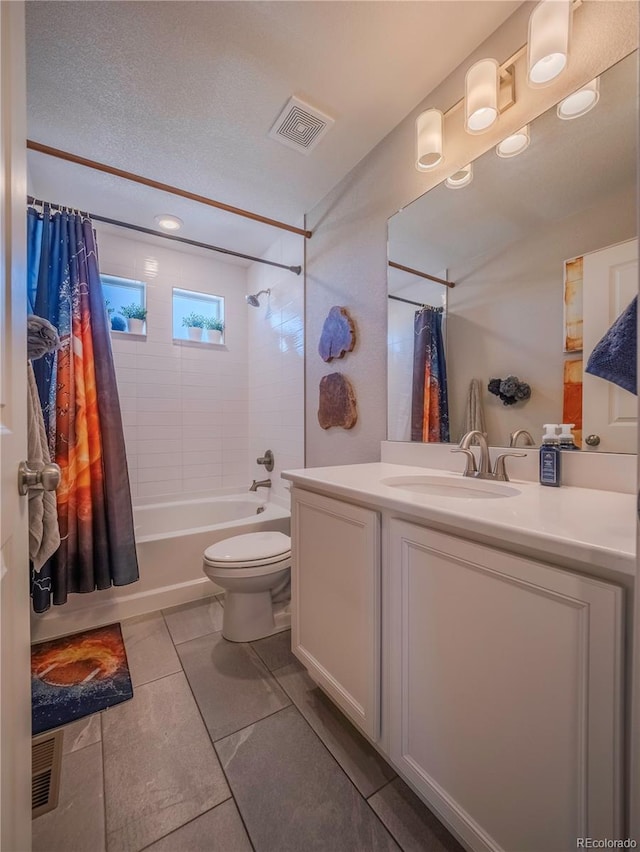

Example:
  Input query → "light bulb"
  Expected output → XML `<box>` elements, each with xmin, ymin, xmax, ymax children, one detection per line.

<box><xmin>528</xmin><ymin>0</ymin><xmax>572</xmax><ymax>87</ymax></box>
<box><xmin>446</xmin><ymin>164</ymin><xmax>473</xmax><ymax>189</ymax></box>
<box><xmin>465</xmin><ymin>59</ymin><xmax>499</xmax><ymax>134</ymax></box>
<box><xmin>496</xmin><ymin>126</ymin><xmax>530</xmax><ymax>158</ymax></box>
<box><xmin>415</xmin><ymin>109</ymin><xmax>444</xmax><ymax>171</ymax></box>
<box><xmin>557</xmin><ymin>78</ymin><xmax>600</xmax><ymax>119</ymax></box>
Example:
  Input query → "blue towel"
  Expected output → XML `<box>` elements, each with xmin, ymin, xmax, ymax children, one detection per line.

<box><xmin>585</xmin><ymin>295</ymin><xmax>637</xmax><ymax>395</ymax></box>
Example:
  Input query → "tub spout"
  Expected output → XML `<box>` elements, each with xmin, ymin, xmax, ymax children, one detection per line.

<box><xmin>249</xmin><ymin>479</ymin><xmax>271</xmax><ymax>492</ymax></box>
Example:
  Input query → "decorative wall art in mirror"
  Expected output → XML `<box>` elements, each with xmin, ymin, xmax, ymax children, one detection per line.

<box><xmin>387</xmin><ymin>50</ymin><xmax>638</xmax><ymax>453</ymax></box>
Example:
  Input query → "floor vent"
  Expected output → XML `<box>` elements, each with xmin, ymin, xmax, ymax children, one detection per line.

<box><xmin>268</xmin><ymin>96</ymin><xmax>334</xmax><ymax>155</ymax></box>
<box><xmin>32</xmin><ymin>730</ymin><xmax>63</xmax><ymax>818</ymax></box>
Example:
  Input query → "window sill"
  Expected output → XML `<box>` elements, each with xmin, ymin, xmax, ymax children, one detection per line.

<box><xmin>172</xmin><ymin>338</ymin><xmax>227</xmax><ymax>350</ymax></box>
<box><xmin>111</xmin><ymin>330</ymin><xmax>147</xmax><ymax>341</ymax></box>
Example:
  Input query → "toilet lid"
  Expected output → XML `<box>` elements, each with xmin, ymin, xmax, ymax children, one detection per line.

<box><xmin>204</xmin><ymin>531</ymin><xmax>291</xmax><ymax>565</ymax></box>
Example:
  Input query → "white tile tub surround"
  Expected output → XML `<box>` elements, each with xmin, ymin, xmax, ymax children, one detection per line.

<box><xmin>96</xmin><ymin>225</ymin><xmax>249</xmax><ymax>498</ymax></box>
<box><xmin>247</xmin><ymin>232</ymin><xmax>305</xmax><ymax>506</ymax></box>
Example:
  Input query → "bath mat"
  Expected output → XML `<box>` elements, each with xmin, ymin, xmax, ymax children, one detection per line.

<box><xmin>31</xmin><ymin>623</ymin><xmax>133</xmax><ymax>735</ymax></box>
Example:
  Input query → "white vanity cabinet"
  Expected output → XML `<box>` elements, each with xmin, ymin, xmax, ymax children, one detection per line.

<box><xmin>291</xmin><ymin>488</ymin><xmax>381</xmax><ymax>739</ymax></box>
<box><xmin>388</xmin><ymin>519</ymin><xmax>624</xmax><ymax>852</ymax></box>
<box><xmin>289</xmin><ymin>484</ymin><xmax>626</xmax><ymax>852</ymax></box>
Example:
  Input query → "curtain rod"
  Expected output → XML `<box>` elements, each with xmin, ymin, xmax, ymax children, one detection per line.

<box><xmin>388</xmin><ymin>294</ymin><xmax>443</xmax><ymax>310</ymax></box>
<box><xmin>388</xmin><ymin>260</ymin><xmax>454</xmax><ymax>288</ymax></box>
<box><xmin>26</xmin><ymin>139</ymin><xmax>312</xmax><ymax>240</ymax></box>
<box><xmin>27</xmin><ymin>197</ymin><xmax>302</xmax><ymax>275</ymax></box>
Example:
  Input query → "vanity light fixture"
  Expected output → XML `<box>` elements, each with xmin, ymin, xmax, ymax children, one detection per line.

<box><xmin>445</xmin><ymin>164</ymin><xmax>473</xmax><ymax>189</ymax></box>
<box><xmin>496</xmin><ymin>125</ymin><xmax>531</xmax><ymax>158</ymax></box>
<box><xmin>465</xmin><ymin>59</ymin><xmax>500</xmax><ymax>133</ymax></box>
<box><xmin>415</xmin><ymin>109</ymin><xmax>444</xmax><ymax>171</ymax></box>
<box><xmin>557</xmin><ymin>77</ymin><xmax>600</xmax><ymax>119</ymax></box>
<box><xmin>527</xmin><ymin>0</ymin><xmax>572</xmax><ymax>87</ymax></box>
<box><xmin>154</xmin><ymin>214</ymin><xmax>183</xmax><ymax>231</ymax></box>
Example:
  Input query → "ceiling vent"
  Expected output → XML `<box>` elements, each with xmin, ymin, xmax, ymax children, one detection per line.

<box><xmin>268</xmin><ymin>96</ymin><xmax>334</xmax><ymax>155</ymax></box>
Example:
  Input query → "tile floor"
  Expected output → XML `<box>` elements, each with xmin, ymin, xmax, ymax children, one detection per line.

<box><xmin>33</xmin><ymin>598</ymin><xmax>465</xmax><ymax>852</ymax></box>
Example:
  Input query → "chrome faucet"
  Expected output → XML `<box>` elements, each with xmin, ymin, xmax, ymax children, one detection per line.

<box><xmin>454</xmin><ymin>430</ymin><xmax>491</xmax><ymax>477</ymax></box>
<box><xmin>249</xmin><ymin>478</ymin><xmax>271</xmax><ymax>492</ymax></box>
<box><xmin>509</xmin><ymin>429</ymin><xmax>535</xmax><ymax>448</ymax></box>
<box><xmin>452</xmin><ymin>431</ymin><xmax>526</xmax><ymax>482</ymax></box>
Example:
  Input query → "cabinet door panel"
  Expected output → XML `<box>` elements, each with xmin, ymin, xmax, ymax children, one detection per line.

<box><xmin>389</xmin><ymin>520</ymin><xmax>623</xmax><ymax>852</ymax></box>
<box><xmin>292</xmin><ymin>489</ymin><xmax>380</xmax><ymax>739</ymax></box>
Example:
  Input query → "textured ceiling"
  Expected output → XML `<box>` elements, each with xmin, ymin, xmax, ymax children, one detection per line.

<box><xmin>26</xmin><ymin>1</ymin><xmax>521</xmax><ymax>256</ymax></box>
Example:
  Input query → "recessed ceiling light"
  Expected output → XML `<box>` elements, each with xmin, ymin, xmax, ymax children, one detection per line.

<box><xmin>496</xmin><ymin>126</ymin><xmax>531</xmax><ymax>158</ymax></box>
<box><xmin>445</xmin><ymin>164</ymin><xmax>473</xmax><ymax>189</ymax></box>
<box><xmin>557</xmin><ymin>78</ymin><xmax>600</xmax><ymax>120</ymax></box>
<box><xmin>154</xmin><ymin>214</ymin><xmax>183</xmax><ymax>231</ymax></box>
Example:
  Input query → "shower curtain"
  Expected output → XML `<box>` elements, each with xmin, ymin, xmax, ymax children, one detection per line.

<box><xmin>411</xmin><ymin>306</ymin><xmax>450</xmax><ymax>443</ymax></box>
<box><xmin>28</xmin><ymin>205</ymin><xmax>139</xmax><ymax>613</ymax></box>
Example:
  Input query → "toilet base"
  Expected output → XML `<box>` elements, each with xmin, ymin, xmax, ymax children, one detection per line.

<box><xmin>222</xmin><ymin>592</ymin><xmax>291</xmax><ymax>643</ymax></box>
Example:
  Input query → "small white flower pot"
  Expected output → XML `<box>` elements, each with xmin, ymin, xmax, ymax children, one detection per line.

<box><xmin>127</xmin><ymin>317</ymin><xmax>145</xmax><ymax>335</ymax></box>
<box><xmin>187</xmin><ymin>326</ymin><xmax>203</xmax><ymax>342</ymax></box>
<box><xmin>204</xmin><ymin>329</ymin><xmax>223</xmax><ymax>344</ymax></box>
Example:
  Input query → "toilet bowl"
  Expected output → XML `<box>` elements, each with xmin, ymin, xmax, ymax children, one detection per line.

<box><xmin>203</xmin><ymin>531</ymin><xmax>291</xmax><ymax>642</ymax></box>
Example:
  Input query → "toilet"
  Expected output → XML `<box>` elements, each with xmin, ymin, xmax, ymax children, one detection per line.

<box><xmin>202</xmin><ymin>531</ymin><xmax>291</xmax><ymax>642</ymax></box>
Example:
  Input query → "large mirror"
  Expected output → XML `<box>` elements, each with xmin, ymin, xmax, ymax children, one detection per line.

<box><xmin>388</xmin><ymin>50</ymin><xmax>638</xmax><ymax>453</ymax></box>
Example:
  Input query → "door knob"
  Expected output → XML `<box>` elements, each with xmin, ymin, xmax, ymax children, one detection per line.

<box><xmin>585</xmin><ymin>434</ymin><xmax>601</xmax><ymax>447</ymax></box>
<box><xmin>18</xmin><ymin>461</ymin><xmax>61</xmax><ymax>496</ymax></box>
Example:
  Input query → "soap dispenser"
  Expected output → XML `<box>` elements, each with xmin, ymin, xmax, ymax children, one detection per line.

<box><xmin>539</xmin><ymin>424</ymin><xmax>561</xmax><ymax>487</ymax></box>
<box><xmin>558</xmin><ymin>423</ymin><xmax>578</xmax><ymax>450</ymax></box>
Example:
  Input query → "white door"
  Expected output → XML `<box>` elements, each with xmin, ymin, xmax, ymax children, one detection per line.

<box><xmin>0</xmin><ymin>2</ymin><xmax>32</xmax><ymax>849</ymax></box>
<box><xmin>582</xmin><ymin>238</ymin><xmax>638</xmax><ymax>453</ymax></box>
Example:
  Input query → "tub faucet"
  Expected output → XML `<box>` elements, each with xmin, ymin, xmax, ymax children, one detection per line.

<box><xmin>249</xmin><ymin>479</ymin><xmax>271</xmax><ymax>492</ymax></box>
<box><xmin>452</xmin><ymin>430</ymin><xmax>526</xmax><ymax>482</ymax></box>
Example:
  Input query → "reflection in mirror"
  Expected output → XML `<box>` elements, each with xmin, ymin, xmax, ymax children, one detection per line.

<box><xmin>387</xmin><ymin>50</ymin><xmax>638</xmax><ymax>453</ymax></box>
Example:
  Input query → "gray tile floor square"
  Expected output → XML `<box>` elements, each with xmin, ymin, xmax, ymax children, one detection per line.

<box><xmin>369</xmin><ymin>778</ymin><xmax>466</xmax><ymax>852</ymax></box>
<box><xmin>177</xmin><ymin>631</ymin><xmax>291</xmax><ymax>741</ymax></box>
<box><xmin>102</xmin><ymin>671</ymin><xmax>230</xmax><ymax>852</ymax></box>
<box><xmin>275</xmin><ymin>659</ymin><xmax>396</xmax><ymax>798</ymax></box>
<box><xmin>163</xmin><ymin>596</ymin><xmax>224</xmax><ymax>645</ymax></box>
<box><xmin>144</xmin><ymin>799</ymin><xmax>252</xmax><ymax>852</ymax></box>
<box><xmin>250</xmin><ymin>628</ymin><xmax>297</xmax><ymax>671</ymax></box>
<box><xmin>216</xmin><ymin>705</ymin><xmax>400</xmax><ymax>852</ymax></box>
<box><xmin>32</xmin><ymin>740</ymin><xmax>105</xmax><ymax>852</ymax></box>
<box><xmin>121</xmin><ymin>612</ymin><xmax>181</xmax><ymax>686</ymax></box>
<box><xmin>58</xmin><ymin>713</ymin><xmax>102</xmax><ymax>755</ymax></box>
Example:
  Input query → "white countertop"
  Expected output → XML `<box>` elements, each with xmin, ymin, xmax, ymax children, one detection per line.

<box><xmin>282</xmin><ymin>463</ymin><xmax>636</xmax><ymax>580</ymax></box>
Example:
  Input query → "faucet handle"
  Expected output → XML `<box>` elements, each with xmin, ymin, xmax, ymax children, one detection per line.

<box><xmin>451</xmin><ymin>447</ymin><xmax>477</xmax><ymax>477</ymax></box>
<box><xmin>492</xmin><ymin>452</ymin><xmax>526</xmax><ymax>481</ymax></box>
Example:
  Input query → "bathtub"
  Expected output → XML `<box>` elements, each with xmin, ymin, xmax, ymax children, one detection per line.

<box><xmin>31</xmin><ymin>493</ymin><xmax>290</xmax><ymax>642</ymax></box>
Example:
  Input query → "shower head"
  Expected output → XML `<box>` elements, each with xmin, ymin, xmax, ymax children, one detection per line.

<box><xmin>245</xmin><ymin>289</ymin><xmax>271</xmax><ymax>307</ymax></box>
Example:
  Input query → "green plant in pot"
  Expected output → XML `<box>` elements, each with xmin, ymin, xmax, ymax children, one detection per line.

<box><xmin>203</xmin><ymin>316</ymin><xmax>224</xmax><ymax>343</ymax></box>
<box><xmin>120</xmin><ymin>303</ymin><xmax>148</xmax><ymax>334</ymax></box>
<box><xmin>182</xmin><ymin>312</ymin><xmax>206</xmax><ymax>341</ymax></box>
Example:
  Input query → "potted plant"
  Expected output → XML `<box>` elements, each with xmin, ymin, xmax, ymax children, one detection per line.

<box><xmin>120</xmin><ymin>303</ymin><xmax>147</xmax><ymax>334</ymax></box>
<box><xmin>203</xmin><ymin>316</ymin><xmax>224</xmax><ymax>344</ymax></box>
<box><xmin>182</xmin><ymin>312</ymin><xmax>205</xmax><ymax>341</ymax></box>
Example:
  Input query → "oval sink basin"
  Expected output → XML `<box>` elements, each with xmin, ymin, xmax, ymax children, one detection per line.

<box><xmin>381</xmin><ymin>475</ymin><xmax>521</xmax><ymax>499</ymax></box>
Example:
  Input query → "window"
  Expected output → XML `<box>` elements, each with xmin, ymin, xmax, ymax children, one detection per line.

<box><xmin>172</xmin><ymin>287</ymin><xmax>225</xmax><ymax>342</ymax></box>
<box><xmin>101</xmin><ymin>274</ymin><xmax>146</xmax><ymax>333</ymax></box>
